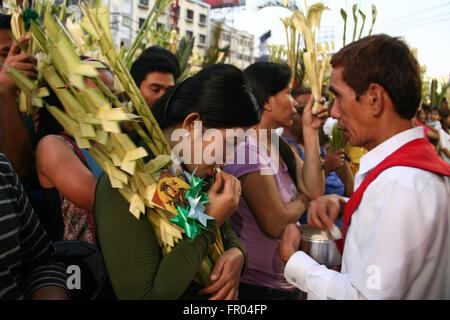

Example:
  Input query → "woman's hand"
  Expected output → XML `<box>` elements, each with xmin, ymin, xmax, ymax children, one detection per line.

<box><xmin>207</xmin><ymin>171</ymin><xmax>241</xmax><ymax>226</ymax></box>
<box><xmin>197</xmin><ymin>247</ymin><xmax>244</xmax><ymax>300</ymax></box>
<box><xmin>302</xmin><ymin>96</ymin><xmax>328</xmax><ymax>131</ymax></box>
<box><xmin>280</xmin><ymin>223</ymin><xmax>302</xmax><ymax>264</ymax></box>
<box><xmin>324</xmin><ymin>148</ymin><xmax>345</xmax><ymax>175</ymax></box>
<box><xmin>0</xmin><ymin>35</ymin><xmax>37</xmax><ymax>94</ymax></box>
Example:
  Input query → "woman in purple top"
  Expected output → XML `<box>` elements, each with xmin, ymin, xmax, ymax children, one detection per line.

<box><xmin>224</xmin><ymin>62</ymin><xmax>327</xmax><ymax>299</ymax></box>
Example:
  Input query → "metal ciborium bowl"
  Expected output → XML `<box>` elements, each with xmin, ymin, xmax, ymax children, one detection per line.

<box><xmin>299</xmin><ymin>225</ymin><xmax>342</xmax><ymax>267</ymax></box>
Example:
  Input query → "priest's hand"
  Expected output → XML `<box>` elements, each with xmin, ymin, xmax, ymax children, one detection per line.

<box><xmin>280</xmin><ymin>223</ymin><xmax>302</xmax><ymax>264</ymax></box>
<box><xmin>307</xmin><ymin>194</ymin><xmax>346</xmax><ymax>231</ymax></box>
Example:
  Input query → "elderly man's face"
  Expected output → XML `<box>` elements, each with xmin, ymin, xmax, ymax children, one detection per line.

<box><xmin>329</xmin><ymin>67</ymin><xmax>374</xmax><ymax>149</ymax></box>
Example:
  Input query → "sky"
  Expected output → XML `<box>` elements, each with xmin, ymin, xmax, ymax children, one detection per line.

<box><xmin>210</xmin><ymin>0</ymin><xmax>450</xmax><ymax>79</ymax></box>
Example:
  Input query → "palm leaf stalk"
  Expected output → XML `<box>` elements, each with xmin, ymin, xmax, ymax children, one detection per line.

<box><xmin>351</xmin><ymin>4</ymin><xmax>358</xmax><ymax>42</ymax></box>
<box><xmin>10</xmin><ymin>9</ymin><xmax>35</xmax><ymax>114</ymax></box>
<box><xmin>368</xmin><ymin>4</ymin><xmax>378</xmax><ymax>36</ymax></box>
<box><xmin>340</xmin><ymin>8</ymin><xmax>347</xmax><ymax>46</ymax></box>
<box><xmin>123</xmin><ymin>0</ymin><xmax>174</xmax><ymax>70</ymax></box>
<box><xmin>79</xmin><ymin>2</ymin><xmax>171</xmax><ymax>157</ymax></box>
<box><xmin>176</xmin><ymin>36</ymin><xmax>195</xmax><ymax>81</ymax></box>
<box><xmin>358</xmin><ymin>9</ymin><xmax>366</xmax><ymax>40</ymax></box>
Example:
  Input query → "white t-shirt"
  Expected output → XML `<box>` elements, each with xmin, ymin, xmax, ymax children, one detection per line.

<box><xmin>427</xmin><ymin>120</ymin><xmax>442</xmax><ymax>131</ymax></box>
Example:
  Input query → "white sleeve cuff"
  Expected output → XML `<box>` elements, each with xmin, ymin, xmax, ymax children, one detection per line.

<box><xmin>284</xmin><ymin>251</ymin><xmax>320</xmax><ymax>292</ymax></box>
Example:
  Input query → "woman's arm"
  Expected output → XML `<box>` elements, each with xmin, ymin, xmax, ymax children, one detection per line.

<box><xmin>240</xmin><ymin>171</ymin><xmax>309</xmax><ymax>238</ymax></box>
<box><xmin>36</xmin><ymin>135</ymin><xmax>97</xmax><ymax>212</ymax></box>
<box><xmin>335</xmin><ymin>160</ymin><xmax>355</xmax><ymax>197</ymax></box>
<box><xmin>0</xmin><ymin>36</ymin><xmax>35</xmax><ymax>180</ymax></box>
<box><xmin>95</xmin><ymin>175</ymin><xmax>218</xmax><ymax>300</ymax></box>
<box><xmin>293</xmin><ymin>141</ymin><xmax>324</xmax><ymax>199</ymax></box>
<box><xmin>294</xmin><ymin>97</ymin><xmax>327</xmax><ymax>199</ymax></box>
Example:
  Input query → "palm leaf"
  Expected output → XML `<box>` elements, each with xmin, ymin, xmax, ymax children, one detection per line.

<box><xmin>368</xmin><ymin>4</ymin><xmax>378</xmax><ymax>36</ymax></box>
<box><xmin>358</xmin><ymin>9</ymin><xmax>366</xmax><ymax>40</ymax></box>
<box><xmin>352</xmin><ymin>4</ymin><xmax>358</xmax><ymax>42</ymax></box>
<box><xmin>176</xmin><ymin>36</ymin><xmax>195</xmax><ymax>81</ymax></box>
<box><xmin>341</xmin><ymin>8</ymin><xmax>348</xmax><ymax>46</ymax></box>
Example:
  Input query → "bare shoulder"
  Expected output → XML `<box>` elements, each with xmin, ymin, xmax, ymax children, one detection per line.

<box><xmin>36</xmin><ymin>135</ymin><xmax>75</xmax><ymax>167</ymax></box>
<box><xmin>37</xmin><ymin>134</ymin><xmax>70</xmax><ymax>153</ymax></box>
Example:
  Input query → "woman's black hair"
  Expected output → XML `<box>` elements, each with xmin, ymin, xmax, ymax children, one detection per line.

<box><xmin>243</xmin><ymin>62</ymin><xmax>292</xmax><ymax>111</ymax></box>
<box><xmin>243</xmin><ymin>62</ymin><xmax>299</xmax><ymax>186</ymax></box>
<box><xmin>151</xmin><ymin>64</ymin><xmax>261</xmax><ymax>130</ymax></box>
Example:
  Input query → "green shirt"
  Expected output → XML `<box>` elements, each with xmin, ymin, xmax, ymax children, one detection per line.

<box><xmin>94</xmin><ymin>174</ymin><xmax>247</xmax><ymax>300</ymax></box>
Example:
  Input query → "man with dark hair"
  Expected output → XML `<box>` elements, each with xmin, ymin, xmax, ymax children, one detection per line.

<box><xmin>280</xmin><ymin>34</ymin><xmax>450</xmax><ymax>299</ymax></box>
<box><xmin>130</xmin><ymin>46</ymin><xmax>179</xmax><ymax>109</ymax></box>
<box><xmin>139</xmin><ymin>45</ymin><xmax>180</xmax><ymax>79</ymax></box>
<box><xmin>0</xmin><ymin>13</ymin><xmax>37</xmax><ymax>180</ymax></box>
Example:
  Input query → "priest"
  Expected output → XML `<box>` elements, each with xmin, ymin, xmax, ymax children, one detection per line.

<box><xmin>280</xmin><ymin>34</ymin><xmax>450</xmax><ymax>300</ymax></box>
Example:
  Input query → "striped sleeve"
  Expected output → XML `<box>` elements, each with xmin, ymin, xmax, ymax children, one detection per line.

<box><xmin>0</xmin><ymin>154</ymin><xmax>69</xmax><ymax>299</ymax></box>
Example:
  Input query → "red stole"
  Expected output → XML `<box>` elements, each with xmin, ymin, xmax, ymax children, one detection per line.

<box><xmin>336</xmin><ymin>138</ymin><xmax>450</xmax><ymax>254</ymax></box>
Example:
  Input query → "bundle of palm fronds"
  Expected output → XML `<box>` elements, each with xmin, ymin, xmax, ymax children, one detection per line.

<box><xmin>6</xmin><ymin>0</ymin><xmax>222</xmax><ymax>286</ymax></box>
<box><xmin>291</xmin><ymin>1</ymin><xmax>330</xmax><ymax>114</ymax></box>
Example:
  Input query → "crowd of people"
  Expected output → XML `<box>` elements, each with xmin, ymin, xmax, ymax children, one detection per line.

<box><xmin>0</xmin><ymin>11</ymin><xmax>449</xmax><ymax>300</ymax></box>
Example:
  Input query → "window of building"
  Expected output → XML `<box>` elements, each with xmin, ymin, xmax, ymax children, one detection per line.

<box><xmin>199</xmin><ymin>34</ymin><xmax>206</xmax><ymax>44</ymax></box>
<box><xmin>186</xmin><ymin>30</ymin><xmax>194</xmax><ymax>38</ymax></box>
<box><xmin>171</xmin><ymin>6</ymin><xmax>180</xmax><ymax>18</ymax></box>
<box><xmin>186</xmin><ymin>9</ymin><xmax>194</xmax><ymax>21</ymax></box>
<box><xmin>199</xmin><ymin>14</ymin><xmax>206</xmax><ymax>25</ymax></box>
<box><xmin>138</xmin><ymin>18</ymin><xmax>145</xmax><ymax>29</ymax></box>
<box><xmin>138</xmin><ymin>0</ymin><xmax>149</xmax><ymax>8</ymax></box>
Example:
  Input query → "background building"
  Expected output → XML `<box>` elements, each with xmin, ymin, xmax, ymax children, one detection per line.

<box><xmin>58</xmin><ymin>0</ymin><xmax>255</xmax><ymax>68</ymax></box>
<box><xmin>107</xmin><ymin>0</ymin><xmax>211</xmax><ymax>52</ymax></box>
<box><xmin>211</xmin><ymin>19</ymin><xmax>254</xmax><ymax>69</ymax></box>
<box><xmin>316</xmin><ymin>25</ymin><xmax>337</xmax><ymax>46</ymax></box>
